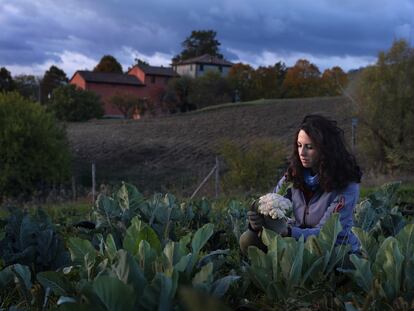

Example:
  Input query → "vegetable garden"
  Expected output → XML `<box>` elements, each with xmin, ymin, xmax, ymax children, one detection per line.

<box><xmin>0</xmin><ymin>182</ymin><xmax>413</xmax><ymax>310</ymax></box>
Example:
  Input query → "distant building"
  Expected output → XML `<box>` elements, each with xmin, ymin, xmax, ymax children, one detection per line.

<box><xmin>69</xmin><ymin>64</ymin><xmax>177</xmax><ymax>118</ymax></box>
<box><xmin>172</xmin><ymin>54</ymin><xmax>233</xmax><ymax>78</ymax></box>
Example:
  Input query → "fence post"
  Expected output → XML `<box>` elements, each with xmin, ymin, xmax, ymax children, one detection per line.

<box><xmin>215</xmin><ymin>157</ymin><xmax>220</xmax><ymax>199</ymax></box>
<box><xmin>71</xmin><ymin>176</ymin><xmax>77</xmax><ymax>201</ymax></box>
<box><xmin>92</xmin><ymin>163</ymin><xmax>96</xmax><ymax>204</ymax></box>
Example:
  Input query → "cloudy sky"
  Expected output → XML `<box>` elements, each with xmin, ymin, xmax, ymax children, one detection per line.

<box><xmin>1</xmin><ymin>0</ymin><xmax>413</xmax><ymax>78</ymax></box>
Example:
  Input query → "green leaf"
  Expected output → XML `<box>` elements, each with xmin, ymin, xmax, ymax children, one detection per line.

<box><xmin>302</xmin><ymin>255</ymin><xmax>324</xmax><ymax>285</ymax></box>
<box><xmin>123</xmin><ymin>183</ymin><xmax>144</xmax><ymax>209</ymax></box>
<box><xmin>261</xmin><ymin>231</ymin><xmax>285</xmax><ymax>284</ymax></box>
<box><xmin>67</xmin><ymin>237</ymin><xmax>97</xmax><ymax>265</ymax></box>
<box><xmin>247</xmin><ymin>246</ymin><xmax>272</xmax><ymax>293</ymax></box>
<box><xmin>139</xmin><ymin>273</ymin><xmax>174</xmax><ymax>311</ymax></box>
<box><xmin>352</xmin><ymin>227</ymin><xmax>379</xmax><ymax>262</ymax></box>
<box><xmin>261</xmin><ymin>228</ymin><xmax>278</xmax><ymax>249</ymax></box>
<box><xmin>93</xmin><ymin>276</ymin><xmax>135</xmax><ymax>311</ymax></box>
<box><xmin>163</xmin><ymin>241</ymin><xmax>186</xmax><ymax>270</ymax></box>
<box><xmin>137</xmin><ymin>240</ymin><xmax>157</xmax><ymax>280</ymax></box>
<box><xmin>191</xmin><ymin>223</ymin><xmax>214</xmax><ymax>255</ymax></box>
<box><xmin>349</xmin><ymin>254</ymin><xmax>373</xmax><ymax>293</ymax></box>
<box><xmin>210</xmin><ymin>275</ymin><xmax>240</xmax><ymax>298</ymax></box>
<box><xmin>12</xmin><ymin>264</ymin><xmax>32</xmax><ymax>290</ymax></box>
<box><xmin>174</xmin><ymin>254</ymin><xmax>192</xmax><ymax>272</ymax></box>
<box><xmin>192</xmin><ymin>262</ymin><xmax>214</xmax><ymax>286</ymax></box>
<box><xmin>280</xmin><ymin>237</ymin><xmax>303</xmax><ymax>288</ymax></box>
<box><xmin>123</xmin><ymin>217</ymin><xmax>161</xmax><ymax>255</ymax></box>
<box><xmin>117</xmin><ymin>182</ymin><xmax>130</xmax><ymax>212</ymax></box>
<box><xmin>318</xmin><ymin>213</ymin><xmax>342</xmax><ymax>272</ymax></box>
<box><xmin>396</xmin><ymin>224</ymin><xmax>414</xmax><ymax>296</ymax></box>
<box><xmin>248</xmin><ymin>246</ymin><xmax>271</xmax><ymax>270</ymax></box>
<box><xmin>105</xmin><ymin>234</ymin><xmax>117</xmax><ymax>261</ymax></box>
<box><xmin>374</xmin><ymin>237</ymin><xmax>404</xmax><ymax>301</ymax></box>
<box><xmin>37</xmin><ymin>271</ymin><xmax>75</xmax><ymax>296</ymax></box>
<box><xmin>111</xmin><ymin>250</ymin><xmax>147</xmax><ymax>295</ymax></box>
<box><xmin>0</xmin><ymin>266</ymin><xmax>14</xmax><ymax>288</ymax></box>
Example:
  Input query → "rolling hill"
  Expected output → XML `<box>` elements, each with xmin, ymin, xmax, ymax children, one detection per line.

<box><xmin>67</xmin><ymin>96</ymin><xmax>354</xmax><ymax>196</ymax></box>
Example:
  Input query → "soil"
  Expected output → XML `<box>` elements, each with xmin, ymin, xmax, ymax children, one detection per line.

<box><xmin>67</xmin><ymin>96</ymin><xmax>354</xmax><ymax>196</ymax></box>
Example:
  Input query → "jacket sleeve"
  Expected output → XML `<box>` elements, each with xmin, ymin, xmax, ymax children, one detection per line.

<box><xmin>290</xmin><ymin>183</ymin><xmax>360</xmax><ymax>252</ymax></box>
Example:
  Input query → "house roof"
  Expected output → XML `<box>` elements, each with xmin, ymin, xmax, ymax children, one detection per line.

<box><xmin>175</xmin><ymin>54</ymin><xmax>233</xmax><ymax>66</ymax></box>
<box><xmin>71</xmin><ymin>71</ymin><xmax>144</xmax><ymax>86</ymax></box>
<box><xmin>134</xmin><ymin>64</ymin><xmax>178</xmax><ymax>77</ymax></box>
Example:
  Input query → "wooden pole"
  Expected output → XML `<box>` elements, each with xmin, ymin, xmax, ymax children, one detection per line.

<box><xmin>92</xmin><ymin>163</ymin><xmax>96</xmax><ymax>203</ymax></box>
<box><xmin>190</xmin><ymin>164</ymin><xmax>217</xmax><ymax>200</ymax></box>
<box><xmin>215</xmin><ymin>157</ymin><xmax>220</xmax><ymax>199</ymax></box>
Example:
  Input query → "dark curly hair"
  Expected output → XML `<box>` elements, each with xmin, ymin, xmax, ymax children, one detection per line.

<box><xmin>287</xmin><ymin>114</ymin><xmax>362</xmax><ymax>192</ymax></box>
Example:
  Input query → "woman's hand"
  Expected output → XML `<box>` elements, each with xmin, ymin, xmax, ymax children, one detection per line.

<box><xmin>280</xmin><ymin>225</ymin><xmax>292</xmax><ymax>237</ymax></box>
<box><xmin>247</xmin><ymin>211</ymin><xmax>264</xmax><ymax>231</ymax></box>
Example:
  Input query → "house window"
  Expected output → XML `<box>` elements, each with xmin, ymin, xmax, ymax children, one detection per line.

<box><xmin>190</xmin><ymin>64</ymin><xmax>193</xmax><ymax>71</ymax></box>
<box><xmin>164</xmin><ymin>77</ymin><xmax>169</xmax><ymax>85</ymax></box>
<box><xmin>218</xmin><ymin>66</ymin><xmax>223</xmax><ymax>73</ymax></box>
<box><xmin>151</xmin><ymin>76</ymin><xmax>156</xmax><ymax>83</ymax></box>
<box><xmin>199</xmin><ymin>64</ymin><xmax>204</xmax><ymax>71</ymax></box>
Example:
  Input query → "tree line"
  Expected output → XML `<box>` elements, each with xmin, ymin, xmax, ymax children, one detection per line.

<box><xmin>0</xmin><ymin>29</ymin><xmax>349</xmax><ymax>119</ymax></box>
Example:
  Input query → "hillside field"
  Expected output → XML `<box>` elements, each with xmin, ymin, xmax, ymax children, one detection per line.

<box><xmin>67</xmin><ymin>96</ymin><xmax>355</xmax><ymax>196</ymax></box>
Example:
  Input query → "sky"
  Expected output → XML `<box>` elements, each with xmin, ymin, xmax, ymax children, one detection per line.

<box><xmin>1</xmin><ymin>0</ymin><xmax>413</xmax><ymax>78</ymax></box>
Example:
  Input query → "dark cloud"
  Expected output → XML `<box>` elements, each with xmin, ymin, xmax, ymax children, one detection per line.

<box><xmin>1</xmin><ymin>0</ymin><xmax>413</xmax><ymax>75</ymax></box>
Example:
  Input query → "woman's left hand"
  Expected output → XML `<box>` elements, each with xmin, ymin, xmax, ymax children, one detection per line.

<box><xmin>280</xmin><ymin>225</ymin><xmax>291</xmax><ymax>237</ymax></box>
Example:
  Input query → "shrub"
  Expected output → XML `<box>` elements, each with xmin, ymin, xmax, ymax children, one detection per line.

<box><xmin>0</xmin><ymin>92</ymin><xmax>71</xmax><ymax>199</ymax></box>
<box><xmin>354</xmin><ymin>40</ymin><xmax>414</xmax><ymax>172</ymax></box>
<box><xmin>49</xmin><ymin>84</ymin><xmax>104</xmax><ymax>121</ymax></box>
<box><xmin>218</xmin><ymin>139</ymin><xmax>286</xmax><ymax>195</ymax></box>
<box><xmin>109</xmin><ymin>92</ymin><xmax>148</xmax><ymax>119</ymax></box>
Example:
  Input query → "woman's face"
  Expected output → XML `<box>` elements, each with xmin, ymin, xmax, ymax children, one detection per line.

<box><xmin>297</xmin><ymin>130</ymin><xmax>319</xmax><ymax>170</ymax></box>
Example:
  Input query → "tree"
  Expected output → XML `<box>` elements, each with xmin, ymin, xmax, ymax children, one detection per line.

<box><xmin>172</xmin><ymin>30</ymin><xmax>223</xmax><ymax>63</ymax></box>
<box><xmin>188</xmin><ymin>71</ymin><xmax>232</xmax><ymax>109</ymax></box>
<box><xmin>0</xmin><ymin>67</ymin><xmax>15</xmax><ymax>92</ymax></box>
<box><xmin>49</xmin><ymin>84</ymin><xmax>104</xmax><ymax>121</ymax></box>
<box><xmin>227</xmin><ymin>63</ymin><xmax>256</xmax><ymax>101</ymax></box>
<box><xmin>354</xmin><ymin>39</ymin><xmax>414</xmax><ymax>172</ymax></box>
<box><xmin>0</xmin><ymin>92</ymin><xmax>70</xmax><ymax>199</ymax></box>
<box><xmin>252</xmin><ymin>62</ymin><xmax>287</xmax><ymax>99</ymax></box>
<box><xmin>109</xmin><ymin>92</ymin><xmax>148</xmax><ymax>119</ymax></box>
<box><xmin>14</xmin><ymin>74</ymin><xmax>39</xmax><ymax>101</ymax></box>
<box><xmin>282</xmin><ymin>59</ymin><xmax>322</xmax><ymax>98</ymax></box>
<box><xmin>164</xmin><ymin>76</ymin><xmax>195</xmax><ymax>112</ymax></box>
<box><xmin>321</xmin><ymin>66</ymin><xmax>348</xmax><ymax>96</ymax></box>
<box><xmin>94</xmin><ymin>55</ymin><xmax>123</xmax><ymax>73</ymax></box>
<box><xmin>40</xmin><ymin>65</ymin><xmax>68</xmax><ymax>105</ymax></box>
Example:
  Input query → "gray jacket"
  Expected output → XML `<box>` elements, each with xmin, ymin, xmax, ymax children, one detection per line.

<box><xmin>274</xmin><ymin>176</ymin><xmax>360</xmax><ymax>252</ymax></box>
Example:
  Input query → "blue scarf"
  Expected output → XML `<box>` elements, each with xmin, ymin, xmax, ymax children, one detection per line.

<box><xmin>303</xmin><ymin>169</ymin><xmax>319</xmax><ymax>191</ymax></box>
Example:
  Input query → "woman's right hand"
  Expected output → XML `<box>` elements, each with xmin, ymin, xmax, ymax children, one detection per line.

<box><xmin>247</xmin><ymin>210</ymin><xmax>264</xmax><ymax>231</ymax></box>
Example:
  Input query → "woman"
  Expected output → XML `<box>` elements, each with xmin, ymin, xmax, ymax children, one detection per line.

<box><xmin>240</xmin><ymin>114</ymin><xmax>362</xmax><ymax>254</ymax></box>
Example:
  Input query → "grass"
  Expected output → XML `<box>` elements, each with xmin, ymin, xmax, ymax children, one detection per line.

<box><xmin>0</xmin><ymin>200</ymin><xmax>93</xmax><ymax>225</ymax></box>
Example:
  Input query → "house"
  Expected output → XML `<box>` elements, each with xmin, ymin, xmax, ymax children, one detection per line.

<box><xmin>172</xmin><ymin>54</ymin><xmax>233</xmax><ymax>78</ymax></box>
<box><xmin>69</xmin><ymin>64</ymin><xmax>177</xmax><ymax>118</ymax></box>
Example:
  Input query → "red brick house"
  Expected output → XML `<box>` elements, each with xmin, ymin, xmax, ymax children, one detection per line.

<box><xmin>69</xmin><ymin>64</ymin><xmax>177</xmax><ymax>118</ymax></box>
